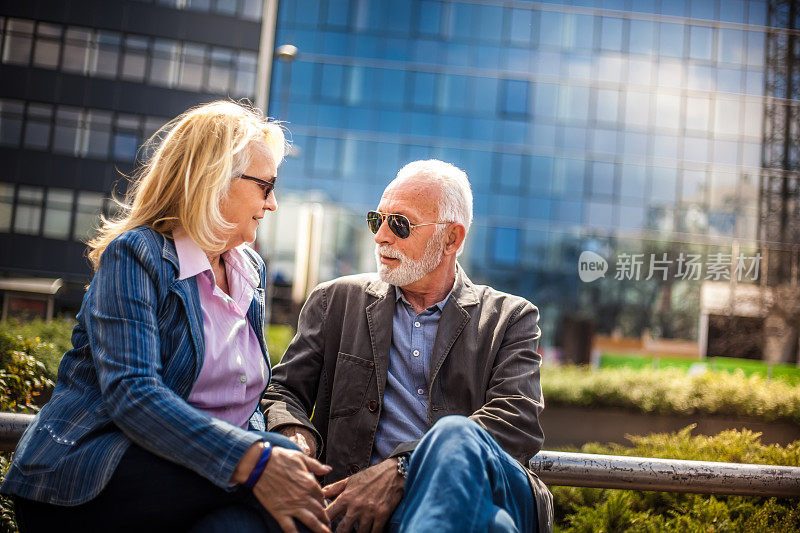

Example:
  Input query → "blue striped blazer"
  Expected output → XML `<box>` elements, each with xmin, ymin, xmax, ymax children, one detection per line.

<box><xmin>1</xmin><ymin>226</ymin><xmax>271</xmax><ymax>505</ymax></box>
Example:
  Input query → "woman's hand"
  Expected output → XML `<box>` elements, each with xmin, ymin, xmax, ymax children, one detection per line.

<box><xmin>234</xmin><ymin>442</ymin><xmax>332</xmax><ymax>533</ymax></box>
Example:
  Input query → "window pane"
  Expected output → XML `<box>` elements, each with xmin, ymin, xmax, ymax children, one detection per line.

<box><xmin>215</xmin><ymin>0</ymin><xmax>238</xmax><ymax>16</ymax></box>
<box><xmin>3</xmin><ymin>19</ymin><xmax>34</xmax><ymax>65</ymax></box>
<box><xmin>63</xmin><ymin>27</ymin><xmax>91</xmax><ymax>73</ymax></box>
<box><xmin>689</xmin><ymin>26</ymin><xmax>714</xmax><ymax>60</ymax></box>
<box><xmin>149</xmin><ymin>39</ymin><xmax>178</xmax><ymax>86</ymax></box>
<box><xmin>43</xmin><ymin>188</ymin><xmax>73</xmax><ymax>239</ymax></box>
<box><xmin>73</xmin><ymin>191</ymin><xmax>104</xmax><ymax>241</ymax></box>
<box><xmin>23</xmin><ymin>103</ymin><xmax>53</xmax><ymax>150</ymax></box>
<box><xmin>53</xmin><ymin>107</ymin><xmax>82</xmax><ymax>155</ymax></box>
<box><xmin>491</xmin><ymin>227</ymin><xmax>519</xmax><ymax>265</ymax></box>
<box><xmin>0</xmin><ymin>99</ymin><xmax>24</xmax><ymax>147</ymax></box>
<box><xmin>500</xmin><ymin>79</ymin><xmax>529</xmax><ymax>116</ymax></box>
<box><xmin>0</xmin><ymin>183</ymin><xmax>13</xmax><ymax>232</ymax></box>
<box><xmin>121</xmin><ymin>35</ymin><xmax>148</xmax><ymax>81</ymax></box>
<box><xmin>84</xmin><ymin>110</ymin><xmax>112</xmax><ymax>158</ymax></box>
<box><xmin>208</xmin><ymin>47</ymin><xmax>233</xmax><ymax>92</ymax></box>
<box><xmin>241</xmin><ymin>0</ymin><xmax>263</xmax><ymax>20</ymax></box>
<box><xmin>33</xmin><ymin>22</ymin><xmax>62</xmax><ymax>69</ymax></box>
<box><xmin>113</xmin><ymin>114</ymin><xmax>141</xmax><ymax>161</ymax></box>
<box><xmin>92</xmin><ymin>31</ymin><xmax>120</xmax><ymax>78</ymax></box>
<box><xmin>234</xmin><ymin>51</ymin><xmax>256</xmax><ymax>96</ymax></box>
<box><xmin>14</xmin><ymin>185</ymin><xmax>43</xmax><ymax>235</ymax></box>
<box><xmin>179</xmin><ymin>43</ymin><xmax>206</xmax><ymax>90</ymax></box>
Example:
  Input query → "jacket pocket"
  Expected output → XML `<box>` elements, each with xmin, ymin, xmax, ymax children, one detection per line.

<box><xmin>329</xmin><ymin>352</ymin><xmax>374</xmax><ymax>418</ymax></box>
<box><xmin>13</xmin><ymin>408</ymin><xmax>101</xmax><ymax>475</ymax></box>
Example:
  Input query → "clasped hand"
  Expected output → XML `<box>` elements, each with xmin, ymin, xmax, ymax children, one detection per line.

<box><xmin>322</xmin><ymin>459</ymin><xmax>405</xmax><ymax>533</ymax></box>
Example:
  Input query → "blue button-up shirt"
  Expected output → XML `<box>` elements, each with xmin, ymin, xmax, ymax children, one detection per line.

<box><xmin>371</xmin><ymin>287</ymin><xmax>451</xmax><ymax>463</ymax></box>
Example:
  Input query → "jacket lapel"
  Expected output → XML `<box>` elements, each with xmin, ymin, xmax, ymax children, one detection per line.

<box><xmin>365</xmin><ymin>278</ymin><xmax>394</xmax><ymax>399</ymax></box>
<box><xmin>429</xmin><ymin>264</ymin><xmax>479</xmax><ymax>386</ymax></box>
<box><xmin>162</xmin><ymin>235</ymin><xmax>206</xmax><ymax>384</ymax></box>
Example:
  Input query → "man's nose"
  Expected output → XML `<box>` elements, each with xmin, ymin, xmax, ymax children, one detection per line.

<box><xmin>373</xmin><ymin>216</ymin><xmax>394</xmax><ymax>245</ymax></box>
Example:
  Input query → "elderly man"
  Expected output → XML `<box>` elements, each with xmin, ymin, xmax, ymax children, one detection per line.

<box><xmin>263</xmin><ymin>160</ymin><xmax>552</xmax><ymax>532</ymax></box>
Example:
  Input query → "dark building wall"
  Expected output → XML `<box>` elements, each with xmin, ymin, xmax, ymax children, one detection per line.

<box><xmin>0</xmin><ymin>0</ymin><xmax>262</xmax><ymax>298</ymax></box>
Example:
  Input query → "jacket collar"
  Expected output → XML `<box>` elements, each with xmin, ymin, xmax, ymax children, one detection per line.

<box><xmin>365</xmin><ymin>263</ymin><xmax>478</xmax><ymax>402</ymax></box>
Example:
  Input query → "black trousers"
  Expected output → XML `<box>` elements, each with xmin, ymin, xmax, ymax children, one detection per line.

<box><xmin>14</xmin><ymin>443</ymin><xmax>289</xmax><ymax>533</ymax></box>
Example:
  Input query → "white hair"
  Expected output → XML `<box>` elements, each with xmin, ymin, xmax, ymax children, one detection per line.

<box><xmin>393</xmin><ymin>159</ymin><xmax>473</xmax><ymax>255</ymax></box>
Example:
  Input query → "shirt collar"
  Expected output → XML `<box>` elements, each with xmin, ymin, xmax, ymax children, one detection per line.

<box><xmin>394</xmin><ymin>285</ymin><xmax>451</xmax><ymax>313</ymax></box>
<box><xmin>172</xmin><ymin>227</ymin><xmax>259</xmax><ymax>289</ymax></box>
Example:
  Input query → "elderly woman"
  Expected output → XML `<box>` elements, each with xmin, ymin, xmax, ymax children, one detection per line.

<box><xmin>1</xmin><ymin>101</ymin><xmax>330</xmax><ymax>533</ymax></box>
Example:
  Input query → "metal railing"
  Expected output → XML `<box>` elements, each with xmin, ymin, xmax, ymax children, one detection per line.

<box><xmin>1</xmin><ymin>412</ymin><xmax>798</xmax><ymax>497</ymax></box>
<box><xmin>529</xmin><ymin>451</ymin><xmax>800</xmax><ymax>497</ymax></box>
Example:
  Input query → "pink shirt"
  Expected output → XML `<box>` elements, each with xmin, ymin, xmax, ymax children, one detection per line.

<box><xmin>173</xmin><ymin>228</ymin><xmax>268</xmax><ymax>428</ymax></box>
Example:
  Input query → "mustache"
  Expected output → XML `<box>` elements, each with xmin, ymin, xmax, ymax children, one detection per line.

<box><xmin>376</xmin><ymin>245</ymin><xmax>404</xmax><ymax>260</ymax></box>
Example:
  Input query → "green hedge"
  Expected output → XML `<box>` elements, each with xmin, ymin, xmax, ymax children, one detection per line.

<box><xmin>0</xmin><ymin>318</ymin><xmax>74</xmax><ymax>380</ymax></box>
<box><xmin>553</xmin><ymin>426</ymin><xmax>800</xmax><ymax>532</ymax></box>
<box><xmin>542</xmin><ymin>365</ymin><xmax>800</xmax><ymax>424</ymax></box>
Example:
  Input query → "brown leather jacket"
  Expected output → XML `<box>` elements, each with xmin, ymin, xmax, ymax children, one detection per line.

<box><xmin>262</xmin><ymin>265</ymin><xmax>553</xmax><ymax>532</ymax></box>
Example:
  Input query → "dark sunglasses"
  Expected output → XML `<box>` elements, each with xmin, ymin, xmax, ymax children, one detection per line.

<box><xmin>366</xmin><ymin>210</ymin><xmax>449</xmax><ymax>239</ymax></box>
<box><xmin>239</xmin><ymin>174</ymin><xmax>275</xmax><ymax>200</ymax></box>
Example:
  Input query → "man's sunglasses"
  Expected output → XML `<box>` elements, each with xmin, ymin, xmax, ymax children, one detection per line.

<box><xmin>366</xmin><ymin>210</ymin><xmax>450</xmax><ymax>239</ymax></box>
<box><xmin>240</xmin><ymin>174</ymin><xmax>275</xmax><ymax>200</ymax></box>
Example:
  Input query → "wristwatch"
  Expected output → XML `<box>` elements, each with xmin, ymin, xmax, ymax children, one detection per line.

<box><xmin>396</xmin><ymin>454</ymin><xmax>410</xmax><ymax>479</ymax></box>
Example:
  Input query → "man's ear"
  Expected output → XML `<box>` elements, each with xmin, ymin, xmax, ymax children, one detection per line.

<box><xmin>443</xmin><ymin>223</ymin><xmax>466</xmax><ymax>256</ymax></box>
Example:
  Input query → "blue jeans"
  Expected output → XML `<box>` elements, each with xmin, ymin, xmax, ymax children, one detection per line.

<box><xmin>389</xmin><ymin>416</ymin><xmax>537</xmax><ymax>533</ymax></box>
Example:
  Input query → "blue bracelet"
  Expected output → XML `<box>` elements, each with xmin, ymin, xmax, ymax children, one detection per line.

<box><xmin>244</xmin><ymin>442</ymin><xmax>273</xmax><ymax>489</ymax></box>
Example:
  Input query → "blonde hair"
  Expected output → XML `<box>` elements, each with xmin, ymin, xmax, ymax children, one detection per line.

<box><xmin>88</xmin><ymin>100</ymin><xmax>286</xmax><ymax>270</ymax></box>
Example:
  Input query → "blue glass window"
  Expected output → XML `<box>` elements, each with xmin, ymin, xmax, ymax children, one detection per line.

<box><xmin>595</xmin><ymin>89</ymin><xmax>619</xmax><ymax>123</ymax></box>
<box><xmin>653</xmin><ymin>135</ymin><xmax>679</xmax><ymax>159</ymax></box>
<box><xmin>497</xmin><ymin>153</ymin><xmax>523</xmax><ymax>191</ymax></box>
<box><xmin>655</xmin><ymin>93</ymin><xmax>681</xmax><ymax>131</ymax></box>
<box><xmin>290</xmin><ymin>61</ymin><xmax>314</xmax><ymax>97</ymax></box>
<box><xmin>651</xmin><ymin>166</ymin><xmax>677</xmax><ymax>203</ymax></box>
<box><xmin>412</xmin><ymin>39</ymin><xmax>441</xmax><ymax>64</ymax></box>
<box><xmin>500</xmin><ymin>79</ymin><xmax>529</xmax><ymax>117</ymax></box>
<box><xmin>620</xmin><ymin>164</ymin><xmax>647</xmax><ymax>200</ymax></box>
<box><xmin>689</xmin><ymin>26</ymin><xmax>714</xmax><ymax>60</ymax></box>
<box><xmin>539</xmin><ymin>11</ymin><xmax>563</xmax><ymax>48</ymax></box>
<box><xmin>718</xmin><ymin>28</ymin><xmax>744</xmax><ymax>64</ymax></box>
<box><xmin>623</xmin><ymin>132</ymin><xmax>649</xmax><ymax>157</ymax></box>
<box><xmin>446</xmin><ymin>43</ymin><xmax>469</xmax><ymax>66</ymax></box>
<box><xmin>661</xmin><ymin>0</ymin><xmax>686</xmax><ymax>17</ymax></box>
<box><xmin>719</xmin><ymin>0</ymin><xmax>746</xmax><ymax>23</ymax></box>
<box><xmin>714</xmin><ymin>140</ymin><xmax>739</xmax><ymax>166</ymax></box>
<box><xmin>629</xmin><ymin>20</ymin><xmax>655</xmax><ymax>55</ymax></box>
<box><xmin>681</xmin><ymin>170</ymin><xmax>706</xmax><ymax>203</ymax></box>
<box><xmin>591</xmin><ymin>161</ymin><xmax>615</xmax><ymax>197</ymax></box>
<box><xmin>442</xmin><ymin>74</ymin><xmax>468</xmax><ymax>112</ymax></box>
<box><xmin>326</xmin><ymin>0</ymin><xmax>350</xmax><ymax>27</ymax></box>
<box><xmin>377</xmin><ymin>69</ymin><xmax>405</xmax><ymax>107</ymax></box>
<box><xmin>592</xmin><ymin>129</ymin><xmax>618</xmax><ymax>155</ymax></box>
<box><xmin>687</xmin><ymin>64</ymin><xmax>714</xmax><ymax>91</ymax></box>
<box><xmin>112</xmin><ymin>132</ymin><xmax>138</xmax><ymax>161</ymax></box>
<box><xmin>534</xmin><ymin>83</ymin><xmax>558</xmax><ymax>119</ymax></box>
<box><xmin>745</xmin><ymin>70</ymin><xmax>763</xmax><ymax>96</ymax></box>
<box><xmin>386</xmin><ymin>2</ymin><xmax>411</xmax><ymax>33</ymax></box>
<box><xmin>748</xmin><ymin>1</ymin><xmax>767</xmax><ymax>25</ymax></box>
<box><xmin>491</xmin><ymin>226</ymin><xmax>520</xmax><ymax>266</ymax></box>
<box><xmin>569</xmin><ymin>14</ymin><xmax>594</xmax><ymax>51</ymax></box>
<box><xmin>311</xmin><ymin>136</ymin><xmax>339</xmax><ymax>175</ymax></box>
<box><xmin>562</xmin><ymin>86</ymin><xmax>590</xmax><ymax>122</ymax></box>
<box><xmin>295</xmin><ymin>0</ymin><xmax>320</xmax><ymax>25</ymax></box>
<box><xmin>476</xmin><ymin>5</ymin><xmax>503</xmax><ymax>42</ymax></box>
<box><xmin>508</xmin><ymin>8</ymin><xmax>534</xmax><ymax>45</ymax></box>
<box><xmin>659</xmin><ymin>23</ymin><xmax>684</xmax><ymax>58</ymax></box>
<box><xmin>601</xmin><ymin>17</ymin><xmax>624</xmax><ymax>51</ymax></box>
<box><xmin>618</xmin><ymin>206</ymin><xmax>646</xmax><ymax>230</ymax></box>
<box><xmin>449</xmin><ymin>3</ymin><xmax>473</xmax><ymax>40</ymax></box>
<box><xmin>587</xmin><ymin>201</ymin><xmax>614</xmax><ymax>228</ymax></box>
<box><xmin>690</xmin><ymin>0</ymin><xmax>716</xmax><ymax>20</ymax></box>
<box><xmin>746</xmin><ymin>31</ymin><xmax>765</xmax><ymax>67</ymax></box>
<box><xmin>319</xmin><ymin>63</ymin><xmax>344</xmax><ymax>101</ymax></box>
<box><xmin>529</xmin><ymin>156</ymin><xmax>554</xmax><ymax>194</ymax></box>
<box><xmin>412</xmin><ymin>71</ymin><xmax>437</xmax><ymax>108</ymax></box>
<box><xmin>717</xmin><ymin>68</ymin><xmax>742</xmax><ymax>93</ymax></box>
<box><xmin>418</xmin><ymin>1</ymin><xmax>442</xmax><ymax>36</ymax></box>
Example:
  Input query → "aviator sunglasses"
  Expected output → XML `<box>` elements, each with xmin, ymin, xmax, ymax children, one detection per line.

<box><xmin>239</xmin><ymin>174</ymin><xmax>276</xmax><ymax>200</ymax></box>
<box><xmin>366</xmin><ymin>210</ymin><xmax>450</xmax><ymax>239</ymax></box>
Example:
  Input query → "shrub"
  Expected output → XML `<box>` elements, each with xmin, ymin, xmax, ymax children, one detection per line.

<box><xmin>552</xmin><ymin>426</ymin><xmax>800</xmax><ymax>532</ymax></box>
<box><xmin>0</xmin><ymin>318</ymin><xmax>75</xmax><ymax>380</ymax></box>
<box><xmin>542</xmin><ymin>365</ymin><xmax>800</xmax><ymax>425</ymax></box>
<box><xmin>0</xmin><ymin>332</ymin><xmax>55</xmax><ymax>413</ymax></box>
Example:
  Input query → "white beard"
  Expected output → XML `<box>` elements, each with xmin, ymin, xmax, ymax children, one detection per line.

<box><xmin>375</xmin><ymin>229</ymin><xmax>445</xmax><ymax>287</ymax></box>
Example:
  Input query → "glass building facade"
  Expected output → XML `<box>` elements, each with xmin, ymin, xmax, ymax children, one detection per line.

<box><xmin>267</xmin><ymin>0</ymin><xmax>775</xmax><ymax>344</ymax></box>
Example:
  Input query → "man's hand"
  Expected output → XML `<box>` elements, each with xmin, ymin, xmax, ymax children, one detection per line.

<box><xmin>279</xmin><ymin>425</ymin><xmax>318</xmax><ymax>457</ymax></box>
<box><xmin>322</xmin><ymin>458</ymin><xmax>405</xmax><ymax>533</ymax></box>
<box><xmin>254</xmin><ymin>446</ymin><xmax>332</xmax><ymax>533</ymax></box>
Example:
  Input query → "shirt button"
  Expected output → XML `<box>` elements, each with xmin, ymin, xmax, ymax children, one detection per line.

<box><xmin>414</xmin><ymin>321</ymin><xmax>421</xmax><ymax>328</ymax></box>
<box><xmin>348</xmin><ymin>464</ymin><xmax>360</xmax><ymax>474</ymax></box>
<box><xmin>239</xmin><ymin>374</ymin><xmax>247</xmax><ymax>383</ymax></box>
<box><xmin>412</xmin><ymin>350</ymin><xmax>420</xmax><ymax>357</ymax></box>
<box><xmin>417</xmin><ymin>388</ymin><xmax>425</xmax><ymax>395</ymax></box>
<box><xmin>368</xmin><ymin>400</ymin><xmax>378</xmax><ymax>412</ymax></box>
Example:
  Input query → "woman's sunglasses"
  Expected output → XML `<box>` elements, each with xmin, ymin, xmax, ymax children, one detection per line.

<box><xmin>240</xmin><ymin>174</ymin><xmax>275</xmax><ymax>200</ymax></box>
<box><xmin>366</xmin><ymin>210</ymin><xmax>449</xmax><ymax>239</ymax></box>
